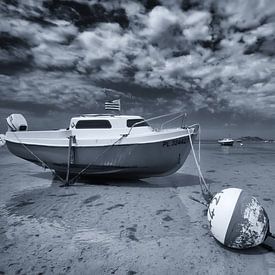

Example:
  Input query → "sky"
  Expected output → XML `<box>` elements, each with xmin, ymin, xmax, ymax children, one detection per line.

<box><xmin>1</xmin><ymin>0</ymin><xmax>275</xmax><ymax>139</ymax></box>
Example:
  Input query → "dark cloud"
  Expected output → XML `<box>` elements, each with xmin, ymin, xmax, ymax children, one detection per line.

<box><xmin>43</xmin><ymin>1</ymin><xmax>129</xmax><ymax>29</ymax></box>
<box><xmin>244</xmin><ymin>37</ymin><xmax>275</xmax><ymax>56</ymax></box>
<box><xmin>0</xmin><ymin>32</ymin><xmax>33</xmax><ymax>73</ymax></box>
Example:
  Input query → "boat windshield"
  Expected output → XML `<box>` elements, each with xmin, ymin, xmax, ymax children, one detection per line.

<box><xmin>127</xmin><ymin>119</ymin><xmax>149</xmax><ymax>128</ymax></box>
<box><xmin>76</xmin><ymin>120</ymin><xmax>112</xmax><ymax>129</ymax></box>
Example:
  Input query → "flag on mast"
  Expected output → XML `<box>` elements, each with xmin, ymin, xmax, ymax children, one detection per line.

<box><xmin>105</xmin><ymin>99</ymin><xmax>121</xmax><ymax>111</ymax></box>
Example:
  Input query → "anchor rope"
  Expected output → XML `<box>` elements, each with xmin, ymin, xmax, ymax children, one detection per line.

<box><xmin>10</xmin><ymin>131</ymin><xmax>124</xmax><ymax>185</ymax></box>
<box><xmin>187</xmin><ymin>126</ymin><xmax>212</xmax><ymax>203</ymax></box>
<box><xmin>69</xmin><ymin>134</ymin><xmax>127</xmax><ymax>184</ymax></box>
<box><xmin>11</xmin><ymin>132</ymin><xmax>66</xmax><ymax>183</ymax></box>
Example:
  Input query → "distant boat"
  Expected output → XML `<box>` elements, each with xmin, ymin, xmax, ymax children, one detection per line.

<box><xmin>218</xmin><ymin>138</ymin><xmax>234</xmax><ymax>146</ymax></box>
<box><xmin>5</xmin><ymin>113</ymin><xmax>199</xmax><ymax>180</ymax></box>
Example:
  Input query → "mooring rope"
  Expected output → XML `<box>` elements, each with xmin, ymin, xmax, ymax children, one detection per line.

<box><xmin>187</xmin><ymin>126</ymin><xmax>212</xmax><ymax>203</ymax></box>
<box><xmin>11</xmin><ymin>132</ymin><xmax>66</xmax><ymax>183</ymax></box>
<box><xmin>69</xmin><ymin>134</ymin><xmax>127</xmax><ymax>184</ymax></box>
<box><xmin>9</xmin><ymin>131</ymin><xmax>125</xmax><ymax>185</ymax></box>
<box><xmin>198</xmin><ymin>126</ymin><xmax>201</xmax><ymax>164</ymax></box>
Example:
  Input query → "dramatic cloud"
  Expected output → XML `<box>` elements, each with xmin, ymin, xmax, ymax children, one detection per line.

<box><xmin>1</xmin><ymin>0</ymin><xmax>275</xmax><ymax>136</ymax></box>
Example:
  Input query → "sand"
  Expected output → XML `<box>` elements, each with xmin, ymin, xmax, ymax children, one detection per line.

<box><xmin>0</xmin><ymin>144</ymin><xmax>274</xmax><ymax>274</ymax></box>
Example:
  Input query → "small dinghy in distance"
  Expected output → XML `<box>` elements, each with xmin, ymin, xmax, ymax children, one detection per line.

<box><xmin>5</xmin><ymin>113</ymin><xmax>199</xmax><ymax>180</ymax></box>
<box><xmin>218</xmin><ymin>138</ymin><xmax>234</xmax><ymax>146</ymax></box>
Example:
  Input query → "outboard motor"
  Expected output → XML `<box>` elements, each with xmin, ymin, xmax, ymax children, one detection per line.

<box><xmin>6</xmin><ymin>114</ymin><xmax>28</xmax><ymax>132</ymax></box>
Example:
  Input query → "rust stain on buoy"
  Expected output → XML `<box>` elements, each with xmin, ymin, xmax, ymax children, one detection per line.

<box><xmin>226</xmin><ymin>196</ymin><xmax>269</xmax><ymax>249</ymax></box>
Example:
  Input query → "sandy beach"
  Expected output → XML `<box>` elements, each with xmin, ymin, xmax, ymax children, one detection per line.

<box><xmin>2</xmin><ymin>0</ymin><xmax>275</xmax><ymax>273</ymax></box>
<box><xmin>0</xmin><ymin>143</ymin><xmax>274</xmax><ymax>274</ymax></box>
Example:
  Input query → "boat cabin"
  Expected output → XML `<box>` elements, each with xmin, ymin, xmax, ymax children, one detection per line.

<box><xmin>69</xmin><ymin>114</ymin><xmax>151</xmax><ymax>131</ymax></box>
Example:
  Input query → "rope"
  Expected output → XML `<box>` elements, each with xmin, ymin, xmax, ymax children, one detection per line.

<box><xmin>11</xmin><ymin>132</ymin><xmax>66</xmax><ymax>183</ymax></box>
<box><xmin>69</xmin><ymin>134</ymin><xmax>126</xmax><ymax>184</ymax></box>
<box><xmin>72</xmin><ymin>120</ymin><xmax>208</xmax><ymax>187</ymax></box>
<box><xmin>187</xmin><ymin>126</ymin><xmax>212</xmax><ymax>204</ymax></box>
<box><xmin>10</xmin><ymin>131</ymin><xmax>126</xmax><ymax>185</ymax></box>
<box><xmin>198</xmin><ymin>126</ymin><xmax>201</xmax><ymax>164</ymax></box>
<box><xmin>188</xmin><ymin>195</ymin><xmax>208</xmax><ymax>207</ymax></box>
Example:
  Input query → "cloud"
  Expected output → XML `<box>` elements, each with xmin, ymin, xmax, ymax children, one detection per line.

<box><xmin>218</xmin><ymin>0</ymin><xmax>275</xmax><ymax>30</ymax></box>
<box><xmin>183</xmin><ymin>10</ymin><xmax>211</xmax><ymax>41</ymax></box>
<box><xmin>142</xmin><ymin>6</ymin><xmax>179</xmax><ymax>39</ymax></box>
<box><xmin>1</xmin><ymin>0</ymin><xmax>275</xmax><ymax>123</ymax></box>
<box><xmin>0</xmin><ymin>71</ymin><xmax>106</xmax><ymax>113</ymax></box>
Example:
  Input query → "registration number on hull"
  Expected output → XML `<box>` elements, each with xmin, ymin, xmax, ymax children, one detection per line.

<box><xmin>162</xmin><ymin>137</ymin><xmax>187</xmax><ymax>147</ymax></box>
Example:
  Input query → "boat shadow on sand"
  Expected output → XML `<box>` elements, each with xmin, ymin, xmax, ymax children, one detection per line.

<box><xmin>30</xmin><ymin>171</ymin><xmax>216</xmax><ymax>189</ymax></box>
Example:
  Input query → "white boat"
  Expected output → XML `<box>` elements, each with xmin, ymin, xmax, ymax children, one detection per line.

<box><xmin>218</xmin><ymin>138</ymin><xmax>234</xmax><ymax>146</ymax></box>
<box><xmin>5</xmin><ymin>113</ymin><xmax>199</xmax><ymax>180</ymax></box>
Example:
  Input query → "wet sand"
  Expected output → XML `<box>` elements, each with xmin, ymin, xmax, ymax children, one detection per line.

<box><xmin>0</xmin><ymin>144</ymin><xmax>274</xmax><ymax>274</ymax></box>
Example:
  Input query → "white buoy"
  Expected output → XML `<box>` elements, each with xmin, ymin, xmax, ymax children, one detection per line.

<box><xmin>207</xmin><ymin>188</ymin><xmax>269</xmax><ymax>249</ymax></box>
<box><xmin>186</xmin><ymin>127</ymin><xmax>274</xmax><ymax>249</ymax></box>
<box><xmin>0</xmin><ymin>134</ymin><xmax>6</xmax><ymax>147</ymax></box>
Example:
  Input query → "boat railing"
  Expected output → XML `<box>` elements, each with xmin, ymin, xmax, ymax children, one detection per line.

<box><xmin>160</xmin><ymin>113</ymin><xmax>187</xmax><ymax>130</ymax></box>
<box><xmin>187</xmin><ymin>123</ymin><xmax>200</xmax><ymax>134</ymax></box>
<box><xmin>127</xmin><ymin>112</ymin><xmax>188</xmax><ymax>136</ymax></box>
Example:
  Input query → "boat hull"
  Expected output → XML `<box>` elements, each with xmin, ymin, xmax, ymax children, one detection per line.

<box><xmin>218</xmin><ymin>141</ymin><xmax>234</xmax><ymax>146</ymax></box>
<box><xmin>6</xmin><ymin>135</ymin><xmax>195</xmax><ymax>179</ymax></box>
